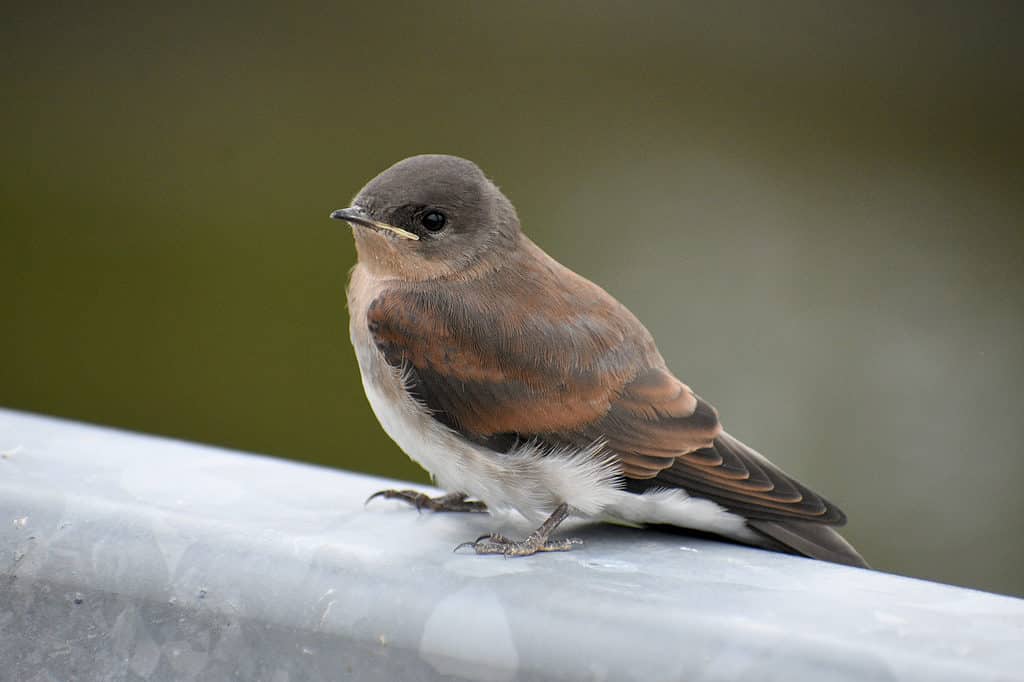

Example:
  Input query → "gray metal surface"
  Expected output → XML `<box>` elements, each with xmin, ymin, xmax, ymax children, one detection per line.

<box><xmin>1</xmin><ymin>408</ymin><xmax>1022</xmax><ymax>682</ymax></box>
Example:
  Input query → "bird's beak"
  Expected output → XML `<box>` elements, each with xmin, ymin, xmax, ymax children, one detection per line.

<box><xmin>329</xmin><ymin>206</ymin><xmax>420</xmax><ymax>241</ymax></box>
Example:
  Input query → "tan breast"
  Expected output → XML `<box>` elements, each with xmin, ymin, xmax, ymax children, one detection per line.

<box><xmin>346</xmin><ymin>265</ymin><xmax>404</xmax><ymax>402</ymax></box>
<box><xmin>346</xmin><ymin>264</ymin><xmax>376</xmax><ymax>349</ymax></box>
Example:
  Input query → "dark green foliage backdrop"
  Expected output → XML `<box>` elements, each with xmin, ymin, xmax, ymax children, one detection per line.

<box><xmin>2</xmin><ymin>3</ymin><xmax>1022</xmax><ymax>595</ymax></box>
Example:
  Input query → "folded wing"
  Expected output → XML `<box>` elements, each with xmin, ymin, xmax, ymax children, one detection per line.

<box><xmin>367</xmin><ymin>265</ymin><xmax>848</xmax><ymax>529</ymax></box>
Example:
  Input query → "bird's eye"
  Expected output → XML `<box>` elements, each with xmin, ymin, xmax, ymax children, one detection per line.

<box><xmin>420</xmin><ymin>210</ymin><xmax>447</xmax><ymax>232</ymax></box>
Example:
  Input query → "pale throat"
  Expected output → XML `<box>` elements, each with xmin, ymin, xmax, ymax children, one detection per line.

<box><xmin>350</xmin><ymin>229</ymin><xmax>517</xmax><ymax>283</ymax></box>
<box><xmin>351</xmin><ymin>231</ymin><xmax>433</xmax><ymax>281</ymax></box>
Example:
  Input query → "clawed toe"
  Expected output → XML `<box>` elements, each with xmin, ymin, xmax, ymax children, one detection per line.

<box><xmin>453</xmin><ymin>535</ymin><xmax>491</xmax><ymax>553</ymax></box>
<box><xmin>364</xmin><ymin>489</ymin><xmax>426</xmax><ymax>510</ymax></box>
<box><xmin>365</xmin><ymin>489</ymin><xmax>488</xmax><ymax>513</ymax></box>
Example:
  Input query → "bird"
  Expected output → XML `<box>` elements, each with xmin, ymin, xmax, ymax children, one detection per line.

<box><xmin>330</xmin><ymin>154</ymin><xmax>868</xmax><ymax>568</ymax></box>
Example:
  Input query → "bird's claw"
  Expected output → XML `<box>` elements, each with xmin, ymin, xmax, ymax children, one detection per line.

<box><xmin>453</xmin><ymin>533</ymin><xmax>583</xmax><ymax>557</ymax></box>
<box><xmin>365</xmin><ymin>489</ymin><xmax>488</xmax><ymax>513</ymax></box>
<box><xmin>364</xmin><ymin>488</ymin><xmax>433</xmax><ymax>512</ymax></box>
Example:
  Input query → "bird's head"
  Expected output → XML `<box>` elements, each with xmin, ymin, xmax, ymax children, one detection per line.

<box><xmin>331</xmin><ymin>154</ymin><xmax>521</xmax><ymax>280</ymax></box>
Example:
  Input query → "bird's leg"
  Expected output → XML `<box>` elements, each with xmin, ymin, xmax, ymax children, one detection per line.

<box><xmin>456</xmin><ymin>503</ymin><xmax>582</xmax><ymax>557</ymax></box>
<box><xmin>365</xmin><ymin>489</ymin><xmax>488</xmax><ymax>513</ymax></box>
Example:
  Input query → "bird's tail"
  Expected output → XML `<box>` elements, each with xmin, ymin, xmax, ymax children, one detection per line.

<box><xmin>747</xmin><ymin>518</ymin><xmax>869</xmax><ymax>568</ymax></box>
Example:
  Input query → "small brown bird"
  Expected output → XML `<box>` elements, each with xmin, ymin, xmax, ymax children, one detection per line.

<box><xmin>332</xmin><ymin>154</ymin><xmax>867</xmax><ymax>567</ymax></box>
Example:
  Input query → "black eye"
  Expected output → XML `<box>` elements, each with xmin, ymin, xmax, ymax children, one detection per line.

<box><xmin>420</xmin><ymin>210</ymin><xmax>447</xmax><ymax>232</ymax></box>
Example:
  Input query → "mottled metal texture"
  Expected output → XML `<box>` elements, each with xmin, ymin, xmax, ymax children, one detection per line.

<box><xmin>1</xmin><ymin>408</ymin><xmax>1021</xmax><ymax>682</ymax></box>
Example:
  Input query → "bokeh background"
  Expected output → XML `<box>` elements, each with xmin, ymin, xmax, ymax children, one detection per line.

<box><xmin>2</xmin><ymin>3</ymin><xmax>1022</xmax><ymax>596</ymax></box>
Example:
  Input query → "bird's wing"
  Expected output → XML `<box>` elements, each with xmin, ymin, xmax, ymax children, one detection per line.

<box><xmin>367</xmin><ymin>270</ymin><xmax>844</xmax><ymax>525</ymax></box>
<box><xmin>366</xmin><ymin>274</ymin><xmax>718</xmax><ymax>478</ymax></box>
<box><xmin>637</xmin><ymin>432</ymin><xmax>847</xmax><ymax>524</ymax></box>
<box><xmin>746</xmin><ymin>519</ymin><xmax>867</xmax><ymax>567</ymax></box>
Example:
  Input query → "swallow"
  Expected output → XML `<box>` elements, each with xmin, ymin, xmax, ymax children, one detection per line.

<box><xmin>331</xmin><ymin>154</ymin><xmax>867</xmax><ymax>567</ymax></box>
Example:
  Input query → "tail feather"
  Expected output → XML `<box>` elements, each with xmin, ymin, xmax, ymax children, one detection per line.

<box><xmin>748</xmin><ymin>519</ymin><xmax>869</xmax><ymax>568</ymax></box>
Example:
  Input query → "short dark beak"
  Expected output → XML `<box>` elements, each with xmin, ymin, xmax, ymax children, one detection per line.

<box><xmin>329</xmin><ymin>206</ymin><xmax>368</xmax><ymax>223</ymax></box>
<box><xmin>329</xmin><ymin>206</ymin><xmax>419</xmax><ymax>240</ymax></box>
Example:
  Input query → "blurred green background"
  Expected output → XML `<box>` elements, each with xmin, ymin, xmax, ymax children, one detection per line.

<box><xmin>2</xmin><ymin>3</ymin><xmax>1022</xmax><ymax>596</ymax></box>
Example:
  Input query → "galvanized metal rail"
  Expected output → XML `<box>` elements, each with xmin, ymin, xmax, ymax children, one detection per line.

<box><xmin>2</xmin><ymin>408</ymin><xmax>1021</xmax><ymax>681</ymax></box>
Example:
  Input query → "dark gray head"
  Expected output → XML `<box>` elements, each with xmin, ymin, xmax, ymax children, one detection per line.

<box><xmin>330</xmin><ymin>155</ymin><xmax>521</xmax><ymax>279</ymax></box>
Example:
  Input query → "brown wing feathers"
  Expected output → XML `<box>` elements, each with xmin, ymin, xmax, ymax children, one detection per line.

<box><xmin>649</xmin><ymin>433</ymin><xmax>847</xmax><ymax>524</ymax></box>
<box><xmin>577</xmin><ymin>367</ymin><xmax>721</xmax><ymax>478</ymax></box>
<box><xmin>596</xmin><ymin>368</ymin><xmax>845</xmax><ymax>523</ymax></box>
<box><xmin>368</xmin><ymin>270</ymin><xmax>847</xmax><ymax>528</ymax></box>
<box><xmin>368</xmin><ymin>284</ymin><xmax>623</xmax><ymax>436</ymax></box>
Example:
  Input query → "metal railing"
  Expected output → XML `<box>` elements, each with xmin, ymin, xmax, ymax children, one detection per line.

<box><xmin>2</xmin><ymin>408</ymin><xmax>1022</xmax><ymax>681</ymax></box>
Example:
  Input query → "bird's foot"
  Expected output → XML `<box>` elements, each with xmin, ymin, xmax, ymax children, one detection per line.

<box><xmin>455</xmin><ymin>532</ymin><xmax>583</xmax><ymax>557</ymax></box>
<box><xmin>453</xmin><ymin>502</ymin><xmax>579</xmax><ymax>557</ymax></box>
<box><xmin>365</xmin><ymin>489</ymin><xmax>488</xmax><ymax>513</ymax></box>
